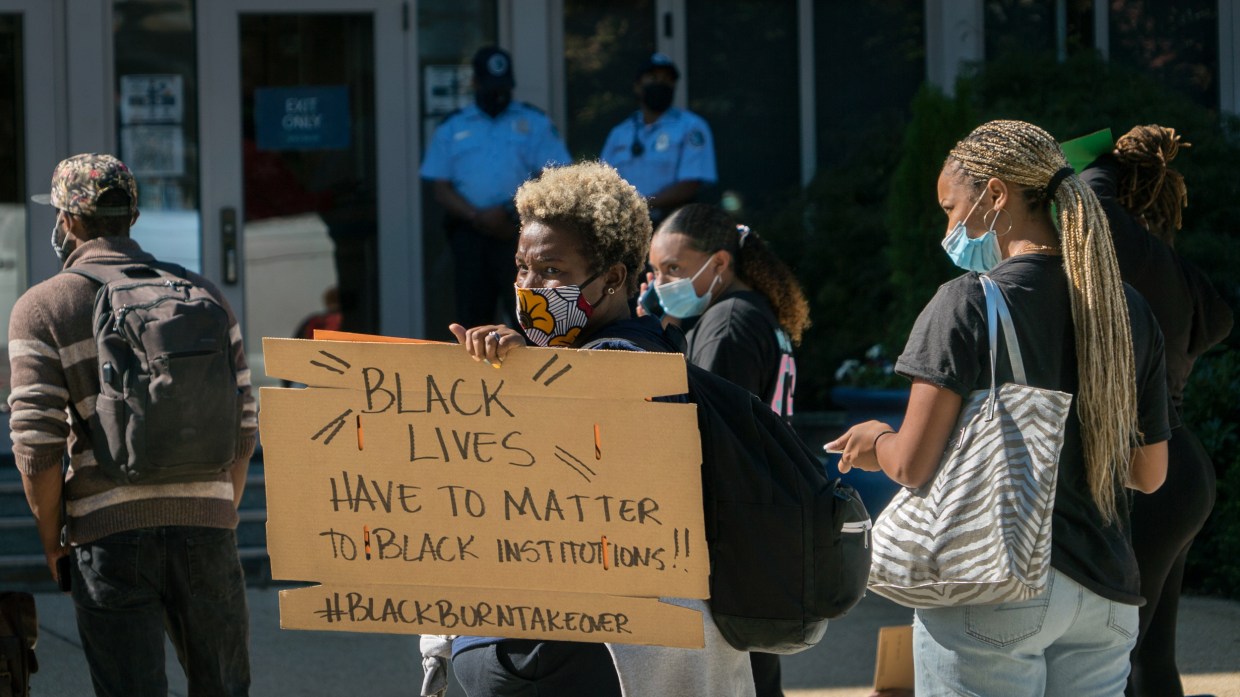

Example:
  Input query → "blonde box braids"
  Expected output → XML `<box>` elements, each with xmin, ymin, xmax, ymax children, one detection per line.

<box><xmin>947</xmin><ymin>119</ymin><xmax>1141</xmax><ymax>524</ymax></box>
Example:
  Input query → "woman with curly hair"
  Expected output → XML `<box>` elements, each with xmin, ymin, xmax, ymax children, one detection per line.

<box><xmin>644</xmin><ymin>203</ymin><xmax>810</xmax><ymax>423</ymax></box>
<box><xmin>1081</xmin><ymin>125</ymin><xmax>1233</xmax><ymax>697</ymax></box>
<box><xmin>827</xmin><ymin>120</ymin><xmax>1171</xmax><ymax>695</ymax></box>
<box><xmin>442</xmin><ymin>161</ymin><xmax>756</xmax><ymax>697</ymax></box>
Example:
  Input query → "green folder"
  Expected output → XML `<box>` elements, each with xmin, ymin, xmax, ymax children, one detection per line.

<box><xmin>1060</xmin><ymin>128</ymin><xmax>1114</xmax><ymax>173</ymax></box>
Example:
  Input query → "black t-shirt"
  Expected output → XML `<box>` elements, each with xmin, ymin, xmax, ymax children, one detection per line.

<box><xmin>895</xmin><ymin>255</ymin><xmax>1172</xmax><ymax>604</ymax></box>
<box><xmin>1081</xmin><ymin>154</ymin><xmax>1234</xmax><ymax>408</ymax></box>
<box><xmin>684</xmin><ymin>290</ymin><xmax>796</xmax><ymax>418</ymax></box>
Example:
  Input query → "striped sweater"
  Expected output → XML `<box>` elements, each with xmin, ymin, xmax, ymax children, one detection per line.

<box><xmin>7</xmin><ymin>236</ymin><xmax>258</xmax><ymax>544</ymax></box>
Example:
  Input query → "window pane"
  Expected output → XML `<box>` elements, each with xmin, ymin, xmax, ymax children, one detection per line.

<box><xmin>417</xmin><ymin>0</ymin><xmax>498</xmax><ymax>341</ymax></box>
<box><xmin>686</xmin><ymin>0</ymin><xmax>799</xmax><ymax>220</ymax></box>
<box><xmin>240</xmin><ymin>13</ymin><xmax>379</xmax><ymax>392</ymax></box>
<box><xmin>0</xmin><ymin>14</ymin><xmax>26</xmax><ymax>403</ymax></box>
<box><xmin>985</xmin><ymin>0</ymin><xmax>1094</xmax><ymax>60</ymax></box>
<box><xmin>564</xmin><ymin>0</ymin><xmax>655</xmax><ymax>160</ymax></box>
<box><xmin>113</xmin><ymin>0</ymin><xmax>202</xmax><ymax>272</ymax></box>
<box><xmin>1110</xmin><ymin>0</ymin><xmax>1218</xmax><ymax>110</ymax></box>
<box><xmin>815</xmin><ymin>0</ymin><xmax>924</xmax><ymax>169</ymax></box>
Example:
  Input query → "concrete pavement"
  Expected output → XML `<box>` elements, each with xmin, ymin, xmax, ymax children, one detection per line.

<box><xmin>24</xmin><ymin>587</ymin><xmax>1240</xmax><ymax>696</ymax></box>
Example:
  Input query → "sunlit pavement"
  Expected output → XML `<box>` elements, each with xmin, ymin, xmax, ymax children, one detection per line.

<box><xmin>26</xmin><ymin>588</ymin><xmax>1240</xmax><ymax>696</ymax></box>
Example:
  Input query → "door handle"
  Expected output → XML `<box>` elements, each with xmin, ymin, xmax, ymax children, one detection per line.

<box><xmin>220</xmin><ymin>206</ymin><xmax>238</xmax><ymax>285</ymax></box>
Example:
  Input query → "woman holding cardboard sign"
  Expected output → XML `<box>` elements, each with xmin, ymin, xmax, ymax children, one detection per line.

<box><xmin>827</xmin><ymin>120</ymin><xmax>1171</xmax><ymax>696</ymax></box>
<box><xmin>443</xmin><ymin>161</ymin><xmax>755</xmax><ymax>697</ymax></box>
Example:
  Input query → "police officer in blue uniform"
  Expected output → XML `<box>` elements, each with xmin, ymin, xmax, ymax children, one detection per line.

<box><xmin>421</xmin><ymin>46</ymin><xmax>571</xmax><ymax>328</ymax></box>
<box><xmin>601</xmin><ymin>53</ymin><xmax>717</xmax><ymax>224</ymax></box>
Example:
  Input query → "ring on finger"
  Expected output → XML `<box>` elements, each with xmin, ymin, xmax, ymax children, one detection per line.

<box><xmin>488</xmin><ymin>331</ymin><xmax>501</xmax><ymax>343</ymax></box>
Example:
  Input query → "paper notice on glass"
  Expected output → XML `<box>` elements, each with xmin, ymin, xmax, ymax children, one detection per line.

<box><xmin>424</xmin><ymin>65</ymin><xmax>474</xmax><ymax>116</ymax></box>
<box><xmin>120</xmin><ymin>74</ymin><xmax>184</xmax><ymax>124</ymax></box>
<box><xmin>873</xmin><ymin>625</ymin><xmax>914</xmax><ymax>691</ymax></box>
<box><xmin>121</xmin><ymin>125</ymin><xmax>185</xmax><ymax>177</ymax></box>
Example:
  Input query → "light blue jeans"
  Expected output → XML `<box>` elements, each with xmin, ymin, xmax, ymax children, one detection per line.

<box><xmin>914</xmin><ymin>567</ymin><xmax>1138</xmax><ymax>697</ymax></box>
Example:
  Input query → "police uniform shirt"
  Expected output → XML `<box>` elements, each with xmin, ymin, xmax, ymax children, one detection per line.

<box><xmin>601</xmin><ymin>107</ymin><xmax>717</xmax><ymax>198</ymax></box>
<box><xmin>421</xmin><ymin>102</ymin><xmax>571</xmax><ymax>209</ymax></box>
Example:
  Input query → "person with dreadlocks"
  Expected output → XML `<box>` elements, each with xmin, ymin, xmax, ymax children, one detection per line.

<box><xmin>827</xmin><ymin>119</ymin><xmax>1171</xmax><ymax>695</ymax></box>
<box><xmin>1081</xmin><ymin>125</ymin><xmax>1233</xmax><ymax>697</ymax></box>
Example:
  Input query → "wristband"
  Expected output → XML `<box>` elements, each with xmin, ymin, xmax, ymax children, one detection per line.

<box><xmin>873</xmin><ymin>429</ymin><xmax>896</xmax><ymax>450</ymax></box>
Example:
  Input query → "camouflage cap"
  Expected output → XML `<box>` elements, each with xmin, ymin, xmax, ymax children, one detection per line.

<box><xmin>31</xmin><ymin>153</ymin><xmax>138</xmax><ymax>217</ymax></box>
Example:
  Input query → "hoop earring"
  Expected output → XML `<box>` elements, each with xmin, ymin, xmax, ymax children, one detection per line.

<box><xmin>606</xmin><ymin>287</ymin><xmax>615</xmax><ymax>295</ymax></box>
<box><xmin>983</xmin><ymin>208</ymin><xmax>1014</xmax><ymax>237</ymax></box>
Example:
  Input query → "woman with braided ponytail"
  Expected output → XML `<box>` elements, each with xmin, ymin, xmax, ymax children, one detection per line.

<box><xmin>1082</xmin><ymin>125</ymin><xmax>1233</xmax><ymax>697</ymax></box>
<box><xmin>827</xmin><ymin>119</ymin><xmax>1171</xmax><ymax>695</ymax></box>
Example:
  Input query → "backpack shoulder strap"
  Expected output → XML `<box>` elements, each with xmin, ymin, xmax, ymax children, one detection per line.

<box><xmin>581</xmin><ymin>336</ymin><xmax>648</xmax><ymax>352</ymax></box>
<box><xmin>65</xmin><ymin>259</ymin><xmax>191</xmax><ymax>287</ymax></box>
<box><xmin>146</xmin><ymin>260</ymin><xmax>190</xmax><ymax>279</ymax></box>
<box><xmin>63</xmin><ymin>261</ymin><xmax>153</xmax><ymax>286</ymax></box>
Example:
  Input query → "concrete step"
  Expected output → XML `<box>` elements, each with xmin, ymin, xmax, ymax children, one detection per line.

<box><xmin>0</xmin><ymin>467</ymin><xmax>274</xmax><ymax>590</ymax></box>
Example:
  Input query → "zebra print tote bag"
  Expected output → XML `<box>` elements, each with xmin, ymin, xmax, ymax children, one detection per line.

<box><xmin>867</xmin><ymin>275</ymin><xmax>1073</xmax><ymax>608</ymax></box>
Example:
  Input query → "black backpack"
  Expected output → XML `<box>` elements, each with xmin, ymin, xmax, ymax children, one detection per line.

<box><xmin>66</xmin><ymin>261</ymin><xmax>241</xmax><ymax>484</ymax></box>
<box><xmin>0</xmin><ymin>592</ymin><xmax>37</xmax><ymax>697</ymax></box>
<box><xmin>586</xmin><ymin>332</ymin><xmax>872</xmax><ymax>653</ymax></box>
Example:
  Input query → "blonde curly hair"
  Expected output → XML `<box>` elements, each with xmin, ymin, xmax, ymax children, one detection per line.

<box><xmin>515</xmin><ymin>161</ymin><xmax>651</xmax><ymax>296</ymax></box>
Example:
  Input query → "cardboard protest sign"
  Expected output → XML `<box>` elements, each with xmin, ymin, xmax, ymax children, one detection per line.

<box><xmin>873</xmin><ymin>625</ymin><xmax>914</xmax><ymax>691</ymax></box>
<box><xmin>277</xmin><ymin>583</ymin><xmax>706</xmax><ymax>648</ymax></box>
<box><xmin>261</xmin><ymin>338</ymin><xmax>710</xmax><ymax>647</ymax></box>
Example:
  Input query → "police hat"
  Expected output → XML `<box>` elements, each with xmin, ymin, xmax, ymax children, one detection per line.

<box><xmin>636</xmin><ymin>52</ymin><xmax>679</xmax><ymax>81</ymax></box>
<box><xmin>472</xmin><ymin>46</ymin><xmax>515</xmax><ymax>89</ymax></box>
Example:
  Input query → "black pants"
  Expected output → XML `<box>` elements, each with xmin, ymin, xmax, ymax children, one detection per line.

<box><xmin>448</xmin><ymin>221</ymin><xmax>518</xmax><ymax>330</ymax></box>
<box><xmin>751</xmin><ymin>652</ymin><xmax>783</xmax><ymax>696</ymax></box>
<box><xmin>71</xmin><ymin>527</ymin><xmax>250</xmax><ymax>697</ymax></box>
<box><xmin>1126</xmin><ymin>425</ymin><xmax>1217</xmax><ymax>697</ymax></box>
<box><xmin>454</xmin><ymin>639</ymin><xmax>621</xmax><ymax>697</ymax></box>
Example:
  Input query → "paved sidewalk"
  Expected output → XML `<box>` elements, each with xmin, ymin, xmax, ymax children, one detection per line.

<box><xmin>25</xmin><ymin>588</ymin><xmax>1240</xmax><ymax>696</ymax></box>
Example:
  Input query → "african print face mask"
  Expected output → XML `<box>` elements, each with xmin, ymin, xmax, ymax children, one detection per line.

<box><xmin>514</xmin><ymin>273</ymin><xmax>603</xmax><ymax>348</ymax></box>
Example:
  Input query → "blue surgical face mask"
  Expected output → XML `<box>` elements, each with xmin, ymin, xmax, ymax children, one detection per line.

<box><xmin>941</xmin><ymin>190</ymin><xmax>1001</xmax><ymax>272</ymax></box>
<box><xmin>654</xmin><ymin>256</ymin><xmax>720</xmax><ymax>319</ymax></box>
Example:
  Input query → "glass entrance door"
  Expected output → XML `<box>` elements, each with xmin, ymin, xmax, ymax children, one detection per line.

<box><xmin>0</xmin><ymin>0</ymin><xmax>56</xmax><ymax>402</ymax></box>
<box><xmin>198</xmin><ymin>1</ymin><xmax>415</xmax><ymax>393</ymax></box>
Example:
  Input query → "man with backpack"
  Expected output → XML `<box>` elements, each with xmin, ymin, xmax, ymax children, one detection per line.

<box><xmin>9</xmin><ymin>153</ymin><xmax>257</xmax><ymax>697</ymax></box>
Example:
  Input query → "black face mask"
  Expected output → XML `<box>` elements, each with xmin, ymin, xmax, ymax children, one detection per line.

<box><xmin>476</xmin><ymin>87</ymin><xmax>512</xmax><ymax>117</ymax></box>
<box><xmin>640</xmin><ymin>82</ymin><xmax>674</xmax><ymax>113</ymax></box>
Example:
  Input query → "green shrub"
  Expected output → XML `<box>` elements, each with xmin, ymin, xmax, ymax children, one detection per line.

<box><xmin>1180</xmin><ymin>348</ymin><xmax>1240</xmax><ymax>596</ymax></box>
<box><xmin>759</xmin><ymin>113</ymin><xmax>906</xmax><ymax>407</ymax></box>
<box><xmin>884</xmin><ymin>84</ymin><xmax>977</xmax><ymax>343</ymax></box>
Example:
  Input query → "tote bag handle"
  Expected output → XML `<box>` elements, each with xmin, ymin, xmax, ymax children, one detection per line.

<box><xmin>980</xmin><ymin>274</ymin><xmax>1027</xmax><ymax>420</ymax></box>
